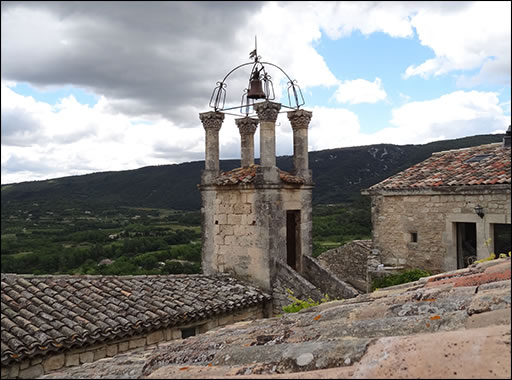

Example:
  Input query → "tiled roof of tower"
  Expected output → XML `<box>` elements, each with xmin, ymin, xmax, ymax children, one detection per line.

<box><xmin>368</xmin><ymin>143</ymin><xmax>511</xmax><ymax>191</ymax></box>
<box><xmin>0</xmin><ymin>273</ymin><xmax>271</xmax><ymax>366</ymax></box>
<box><xmin>214</xmin><ymin>164</ymin><xmax>304</xmax><ymax>186</ymax></box>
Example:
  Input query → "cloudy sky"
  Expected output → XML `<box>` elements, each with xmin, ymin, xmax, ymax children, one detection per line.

<box><xmin>1</xmin><ymin>1</ymin><xmax>511</xmax><ymax>184</ymax></box>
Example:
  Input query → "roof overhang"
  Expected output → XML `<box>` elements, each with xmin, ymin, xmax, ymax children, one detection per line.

<box><xmin>362</xmin><ymin>184</ymin><xmax>511</xmax><ymax>197</ymax></box>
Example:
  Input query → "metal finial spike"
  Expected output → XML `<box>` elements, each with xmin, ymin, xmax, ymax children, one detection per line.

<box><xmin>249</xmin><ymin>36</ymin><xmax>258</xmax><ymax>62</ymax></box>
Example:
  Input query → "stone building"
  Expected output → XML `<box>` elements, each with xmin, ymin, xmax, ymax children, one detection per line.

<box><xmin>362</xmin><ymin>132</ymin><xmax>511</xmax><ymax>274</ymax></box>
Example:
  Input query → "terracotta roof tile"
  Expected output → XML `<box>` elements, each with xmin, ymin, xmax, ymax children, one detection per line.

<box><xmin>0</xmin><ymin>274</ymin><xmax>270</xmax><ymax>366</ymax></box>
<box><xmin>215</xmin><ymin>164</ymin><xmax>304</xmax><ymax>186</ymax></box>
<box><xmin>369</xmin><ymin>143</ymin><xmax>511</xmax><ymax>191</ymax></box>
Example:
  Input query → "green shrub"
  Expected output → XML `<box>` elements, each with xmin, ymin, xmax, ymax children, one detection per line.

<box><xmin>282</xmin><ymin>289</ymin><xmax>332</xmax><ymax>313</ymax></box>
<box><xmin>371</xmin><ymin>269</ymin><xmax>431</xmax><ymax>291</ymax></box>
<box><xmin>474</xmin><ymin>251</ymin><xmax>511</xmax><ymax>263</ymax></box>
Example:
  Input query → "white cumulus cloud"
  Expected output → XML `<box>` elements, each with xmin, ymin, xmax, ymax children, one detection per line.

<box><xmin>374</xmin><ymin>90</ymin><xmax>510</xmax><ymax>144</ymax></box>
<box><xmin>404</xmin><ymin>1</ymin><xmax>511</xmax><ymax>84</ymax></box>
<box><xmin>333</xmin><ymin>78</ymin><xmax>387</xmax><ymax>105</ymax></box>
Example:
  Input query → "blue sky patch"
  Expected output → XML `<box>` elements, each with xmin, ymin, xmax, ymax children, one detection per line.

<box><xmin>11</xmin><ymin>83</ymin><xmax>99</xmax><ymax>107</ymax></box>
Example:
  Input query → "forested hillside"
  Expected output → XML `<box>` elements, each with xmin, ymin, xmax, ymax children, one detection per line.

<box><xmin>2</xmin><ymin>134</ymin><xmax>503</xmax><ymax>212</ymax></box>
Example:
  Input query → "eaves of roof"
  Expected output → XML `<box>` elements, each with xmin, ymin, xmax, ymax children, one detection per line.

<box><xmin>1</xmin><ymin>274</ymin><xmax>271</xmax><ymax>366</ymax></box>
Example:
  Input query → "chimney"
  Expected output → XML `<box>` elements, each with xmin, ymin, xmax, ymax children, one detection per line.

<box><xmin>199</xmin><ymin>111</ymin><xmax>224</xmax><ymax>183</ymax></box>
<box><xmin>504</xmin><ymin>125</ymin><xmax>511</xmax><ymax>147</ymax></box>
<box><xmin>235</xmin><ymin>117</ymin><xmax>258</xmax><ymax>168</ymax></box>
<box><xmin>287</xmin><ymin>109</ymin><xmax>313</xmax><ymax>182</ymax></box>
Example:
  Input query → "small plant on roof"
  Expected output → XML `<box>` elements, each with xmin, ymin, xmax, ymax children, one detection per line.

<box><xmin>282</xmin><ymin>288</ymin><xmax>332</xmax><ymax>313</ymax></box>
<box><xmin>475</xmin><ymin>251</ymin><xmax>511</xmax><ymax>263</ymax></box>
<box><xmin>474</xmin><ymin>253</ymin><xmax>496</xmax><ymax>264</ymax></box>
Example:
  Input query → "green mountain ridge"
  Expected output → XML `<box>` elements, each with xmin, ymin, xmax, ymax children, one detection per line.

<box><xmin>1</xmin><ymin>134</ymin><xmax>504</xmax><ymax>212</ymax></box>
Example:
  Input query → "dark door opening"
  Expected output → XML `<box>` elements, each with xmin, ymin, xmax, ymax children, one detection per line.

<box><xmin>286</xmin><ymin>210</ymin><xmax>301</xmax><ymax>270</ymax></box>
<box><xmin>494</xmin><ymin>224</ymin><xmax>511</xmax><ymax>256</ymax></box>
<box><xmin>456</xmin><ymin>222</ymin><xmax>477</xmax><ymax>268</ymax></box>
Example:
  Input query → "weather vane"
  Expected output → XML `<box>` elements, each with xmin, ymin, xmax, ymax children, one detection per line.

<box><xmin>208</xmin><ymin>36</ymin><xmax>305</xmax><ymax>117</ymax></box>
<box><xmin>249</xmin><ymin>36</ymin><xmax>258</xmax><ymax>61</ymax></box>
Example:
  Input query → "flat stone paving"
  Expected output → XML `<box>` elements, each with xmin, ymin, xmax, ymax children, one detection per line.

<box><xmin>40</xmin><ymin>258</ymin><xmax>511</xmax><ymax>379</ymax></box>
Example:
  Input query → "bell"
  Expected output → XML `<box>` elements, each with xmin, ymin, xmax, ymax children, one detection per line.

<box><xmin>247</xmin><ymin>80</ymin><xmax>266</xmax><ymax>99</ymax></box>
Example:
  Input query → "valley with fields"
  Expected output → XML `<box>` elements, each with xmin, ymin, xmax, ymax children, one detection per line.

<box><xmin>1</xmin><ymin>133</ymin><xmax>503</xmax><ymax>275</ymax></box>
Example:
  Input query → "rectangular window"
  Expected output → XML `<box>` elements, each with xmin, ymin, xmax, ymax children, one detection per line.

<box><xmin>493</xmin><ymin>224</ymin><xmax>511</xmax><ymax>256</ymax></box>
<box><xmin>410</xmin><ymin>232</ymin><xmax>418</xmax><ymax>243</ymax></box>
<box><xmin>181</xmin><ymin>327</ymin><xmax>196</xmax><ymax>339</ymax></box>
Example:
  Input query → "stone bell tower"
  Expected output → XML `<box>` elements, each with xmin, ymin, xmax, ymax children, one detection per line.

<box><xmin>198</xmin><ymin>50</ymin><xmax>313</xmax><ymax>293</ymax></box>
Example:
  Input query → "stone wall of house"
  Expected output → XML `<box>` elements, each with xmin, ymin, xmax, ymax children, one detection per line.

<box><xmin>316</xmin><ymin>240</ymin><xmax>372</xmax><ymax>293</ymax></box>
<box><xmin>371</xmin><ymin>187</ymin><xmax>511</xmax><ymax>273</ymax></box>
<box><xmin>302</xmin><ymin>255</ymin><xmax>360</xmax><ymax>299</ymax></box>
<box><xmin>1</xmin><ymin>306</ymin><xmax>264</xmax><ymax>380</ymax></box>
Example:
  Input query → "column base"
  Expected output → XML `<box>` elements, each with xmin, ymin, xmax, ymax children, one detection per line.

<box><xmin>201</xmin><ymin>170</ymin><xmax>219</xmax><ymax>185</ymax></box>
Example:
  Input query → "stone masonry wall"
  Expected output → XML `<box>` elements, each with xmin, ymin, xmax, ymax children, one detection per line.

<box><xmin>302</xmin><ymin>255</ymin><xmax>360</xmax><ymax>300</ymax></box>
<box><xmin>203</xmin><ymin>183</ymin><xmax>313</xmax><ymax>293</ymax></box>
<box><xmin>2</xmin><ymin>306</ymin><xmax>264</xmax><ymax>379</ymax></box>
<box><xmin>204</xmin><ymin>186</ymin><xmax>272</xmax><ymax>291</ymax></box>
<box><xmin>371</xmin><ymin>188</ymin><xmax>511</xmax><ymax>273</ymax></box>
<box><xmin>317</xmin><ymin>240</ymin><xmax>372</xmax><ymax>293</ymax></box>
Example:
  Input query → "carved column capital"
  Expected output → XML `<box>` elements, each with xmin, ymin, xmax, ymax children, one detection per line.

<box><xmin>199</xmin><ymin>111</ymin><xmax>225</xmax><ymax>131</ymax></box>
<box><xmin>287</xmin><ymin>109</ymin><xmax>313</xmax><ymax>130</ymax></box>
<box><xmin>254</xmin><ymin>101</ymin><xmax>281</xmax><ymax>122</ymax></box>
<box><xmin>235</xmin><ymin>117</ymin><xmax>259</xmax><ymax>135</ymax></box>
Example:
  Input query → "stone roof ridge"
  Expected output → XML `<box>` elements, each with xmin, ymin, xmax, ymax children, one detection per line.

<box><xmin>215</xmin><ymin>164</ymin><xmax>304</xmax><ymax>185</ymax></box>
<box><xmin>431</xmin><ymin>142</ymin><xmax>502</xmax><ymax>156</ymax></box>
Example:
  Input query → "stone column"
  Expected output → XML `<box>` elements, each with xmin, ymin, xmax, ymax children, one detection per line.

<box><xmin>199</xmin><ymin>111</ymin><xmax>224</xmax><ymax>183</ymax></box>
<box><xmin>287</xmin><ymin>109</ymin><xmax>313</xmax><ymax>182</ymax></box>
<box><xmin>235</xmin><ymin>117</ymin><xmax>258</xmax><ymax>168</ymax></box>
<box><xmin>254</xmin><ymin>101</ymin><xmax>281</xmax><ymax>168</ymax></box>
